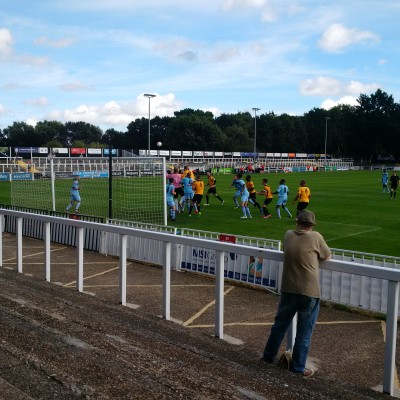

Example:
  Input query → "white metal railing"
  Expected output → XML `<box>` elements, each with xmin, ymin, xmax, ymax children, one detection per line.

<box><xmin>0</xmin><ymin>209</ymin><xmax>399</xmax><ymax>395</ymax></box>
<box><xmin>178</xmin><ymin>228</ymin><xmax>281</xmax><ymax>250</ymax></box>
<box><xmin>331</xmin><ymin>248</ymin><xmax>400</xmax><ymax>268</ymax></box>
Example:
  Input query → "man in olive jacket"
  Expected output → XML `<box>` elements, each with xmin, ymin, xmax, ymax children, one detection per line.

<box><xmin>262</xmin><ymin>211</ymin><xmax>331</xmax><ymax>377</ymax></box>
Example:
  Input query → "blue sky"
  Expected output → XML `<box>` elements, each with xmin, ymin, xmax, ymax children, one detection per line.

<box><xmin>0</xmin><ymin>0</ymin><xmax>398</xmax><ymax>131</ymax></box>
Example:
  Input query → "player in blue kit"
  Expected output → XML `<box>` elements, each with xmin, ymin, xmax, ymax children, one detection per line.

<box><xmin>229</xmin><ymin>172</ymin><xmax>244</xmax><ymax>208</ymax></box>
<box><xmin>166</xmin><ymin>178</ymin><xmax>176</xmax><ymax>221</ymax></box>
<box><xmin>179</xmin><ymin>172</ymin><xmax>194</xmax><ymax>213</ymax></box>
<box><xmin>229</xmin><ymin>173</ymin><xmax>251</xmax><ymax>219</ymax></box>
<box><xmin>65</xmin><ymin>174</ymin><xmax>81</xmax><ymax>213</ymax></box>
<box><xmin>274</xmin><ymin>178</ymin><xmax>292</xmax><ymax>218</ymax></box>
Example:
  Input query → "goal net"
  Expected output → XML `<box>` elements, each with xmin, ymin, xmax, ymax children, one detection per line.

<box><xmin>10</xmin><ymin>157</ymin><xmax>167</xmax><ymax>225</ymax></box>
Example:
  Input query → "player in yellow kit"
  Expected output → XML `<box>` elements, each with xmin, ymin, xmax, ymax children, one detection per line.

<box><xmin>245</xmin><ymin>175</ymin><xmax>262</xmax><ymax>214</ymax></box>
<box><xmin>258</xmin><ymin>178</ymin><xmax>273</xmax><ymax>219</ymax></box>
<box><xmin>292</xmin><ymin>179</ymin><xmax>311</xmax><ymax>215</ymax></box>
<box><xmin>189</xmin><ymin>174</ymin><xmax>205</xmax><ymax>216</ymax></box>
<box><xmin>204</xmin><ymin>172</ymin><xmax>224</xmax><ymax>206</ymax></box>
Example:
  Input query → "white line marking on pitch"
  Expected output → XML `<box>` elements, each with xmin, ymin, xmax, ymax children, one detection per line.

<box><xmin>326</xmin><ymin>227</ymin><xmax>381</xmax><ymax>243</ymax></box>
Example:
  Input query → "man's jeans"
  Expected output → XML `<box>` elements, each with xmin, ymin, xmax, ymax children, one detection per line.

<box><xmin>263</xmin><ymin>293</ymin><xmax>320</xmax><ymax>373</ymax></box>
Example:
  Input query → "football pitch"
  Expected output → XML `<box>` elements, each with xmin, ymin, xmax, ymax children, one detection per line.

<box><xmin>0</xmin><ymin>170</ymin><xmax>399</xmax><ymax>257</ymax></box>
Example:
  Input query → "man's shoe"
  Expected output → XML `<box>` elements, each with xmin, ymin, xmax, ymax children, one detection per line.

<box><xmin>203</xmin><ymin>204</ymin><xmax>209</xmax><ymax>206</ymax></box>
<box><xmin>240</xmin><ymin>216</ymin><xmax>247</xmax><ymax>219</ymax></box>
<box><xmin>302</xmin><ymin>368</ymin><xmax>314</xmax><ymax>378</ymax></box>
<box><xmin>221</xmin><ymin>201</ymin><xmax>225</xmax><ymax>205</ymax></box>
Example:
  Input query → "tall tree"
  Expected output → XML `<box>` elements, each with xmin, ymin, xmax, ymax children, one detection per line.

<box><xmin>3</xmin><ymin>122</ymin><xmax>36</xmax><ymax>146</ymax></box>
<box><xmin>64</xmin><ymin>122</ymin><xmax>103</xmax><ymax>146</ymax></box>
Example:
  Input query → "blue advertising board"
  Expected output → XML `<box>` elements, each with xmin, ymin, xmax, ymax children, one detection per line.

<box><xmin>11</xmin><ymin>173</ymin><xmax>32</xmax><ymax>180</ymax></box>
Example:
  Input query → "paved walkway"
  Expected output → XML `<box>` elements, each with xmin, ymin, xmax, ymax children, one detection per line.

<box><xmin>0</xmin><ymin>232</ymin><xmax>398</xmax><ymax>399</ymax></box>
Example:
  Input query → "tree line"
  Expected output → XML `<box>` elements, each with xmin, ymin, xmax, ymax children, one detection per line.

<box><xmin>1</xmin><ymin>89</ymin><xmax>399</xmax><ymax>161</ymax></box>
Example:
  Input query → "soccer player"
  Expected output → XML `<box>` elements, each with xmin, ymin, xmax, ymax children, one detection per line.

<box><xmin>273</xmin><ymin>178</ymin><xmax>292</xmax><ymax>218</ymax></box>
<box><xmin>292</xmin><ymin>179</ymin><xmax>311</xmax><ymax>215</ymax></box>
<box><xmin>381</xmin><ymin>170</ymin><xmax>389</xmax><ymax>193</ymax></box>
<box><xmin>230</xmin><ymin>173</ymin><xmax>251</xmax><ymax>219</ymax></box>
<box><xmin>180</xmin><ymin>172</ymin><xmax>194</xmax><ymax>213</ymax></box>
<box><xmin>204</xmin><ymin>172</ymin><xmax>224</xmax><ymax>206</ymax></box>
<box><xmin>65</xmin><ymin>174</ymin><xmax>81</xmax><ymax>213</ymax></box>
<box><xmin>245</xmin><ymin>174</ymin><xmax>262</xmax><ymax>214</ymax></box>
<box><xmin>257</xmin><ymin>178</ymin><xmax>273</xmax><ymax>219</ymax></box>
<box><xmin>390</xmin><ymin>171</ymin><xmax>399</xmax><ymax>199</ymax></box>
<box><xmin>228</xmin><ymin>173</ymin><xmax>244</xmax><ymax>208</ymax></box>
<box><xmin>189</xmin><ymin>174</ymin><xmax>205</xmax><ymax>217</ymax></box>
<box><xmin>166</xmin><ymin>178</ymin><xmax>176</xmax><ymax>221</ymax></box>
<box><xmin>182</xmin><ymin>165</ymin><xmax>195</xmax><ymax>180</ymax></box>
<box><xmin>166</xmin><ymin>167</ymin><xmax>183</xmax><ymax>211</ymax></box>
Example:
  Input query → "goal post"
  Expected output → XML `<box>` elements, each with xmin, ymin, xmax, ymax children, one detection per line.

<box><xmin>10</xmin><ymin>157</ymin><xmax>167</xmax><ymax>225</ymax></box>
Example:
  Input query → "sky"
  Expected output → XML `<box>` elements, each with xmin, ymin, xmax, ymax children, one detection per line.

<box><xmin>0</xmin><ymin>0</ymin><xmax>398</xmax><ymax>132</ymax></box>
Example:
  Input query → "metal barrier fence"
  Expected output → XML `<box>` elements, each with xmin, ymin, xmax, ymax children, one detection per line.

<box><xmin>0</xmin><ymin>204</ymin><xmax>103</xmax><ymax>251</ymax></box>
<box><xmin>3</xmin><ymin>206</ymin><xmax>400</xmax><ymax>315</ymax></box>
<box><xmin>0</xmin><ymin>209</ymin><xmax>399</xmax><ymax>395</ymax></box>
<box><xmin>103</xmin><ymin>221</ymin><xmax>281</xmax><ymax>291</ymax></box>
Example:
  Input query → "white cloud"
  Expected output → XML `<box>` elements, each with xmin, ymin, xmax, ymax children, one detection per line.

<box><xmin>59</xmin><ymin>81</ymin><xmax>95</xmax><ymax>92</ymax></box>
<box><xmin>318</xmin><ymin>23</ymin><xmax>380</xmax><ymax>53</ymax></box>
<box><xmin>24</xmin><ymin>97</ymin><xmax>49</xmax><ymax>107</ymax></box>
<box><xmin>26</xmin><ymin>118</ymin><xmax>38</xmax><ymax>127</ymax></box>
<box><xmin>299</xmin><ymin>76</ymin><xmax>379</xmax><ymax>97</ymax></box>
<box><xmin>221</xmin><ymin>0</ymin><xmax>266</xmax><ymax>11</ymax></box>
<box><xmin>34</xmin><ymin>35</ymin><xmax>76</xmax><ymax>48</ymax></box>
<box><xmin>378</xmin><ymin>58</ymin><xmax>387</xmax><ymax>65</ymax></box>
<box><xmin>0</xmin><ymin>103</ymin><xmax>5</xmax><ymax>115</ymax></box>
<box><xmin>46</xmin><ymin>93</ymin><xmax>182</xmax><ymax>129</ymax></box>
<box><xmin>0</xmin><ymin>28</ymin><xmax>14</xmax><ymax>55</ymax></box>
<box><xmin>321</xmin><ymin>96</ymin><xmax>358</xmax><ymax>110</ymax></box>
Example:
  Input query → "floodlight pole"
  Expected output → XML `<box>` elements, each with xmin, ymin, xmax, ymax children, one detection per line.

<box><xmin>324</xmin><ymin>117</ymin><xmax>330</xmax><ymax>167</ymax></box>
<box><xmin>252</xmin><ymin>107</ymin><xmax>260</xmax><ymax>162</ymax></box>
<box><xmin>144</xmin><ymin>94</ymin><xmax>156</xmax><ymax>156</ymax></box>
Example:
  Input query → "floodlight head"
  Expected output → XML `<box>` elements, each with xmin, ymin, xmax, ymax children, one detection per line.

<box><xmin>144</xmin><ymin>93</ymin><xmax>156</xmax><ymax>98</ymax></box>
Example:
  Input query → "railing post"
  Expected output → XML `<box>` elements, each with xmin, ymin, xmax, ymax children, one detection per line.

<box><xmin>383</xmin><ymin>280</ymin><xmax>399</xmax><ymax>395</ymax></box>
<box><xmin>76</xmin><ymin>227</ymin><xmax>84</xmax><ymax>292</ymax></box>
<box><xmin>44</xmin><ymin>221</ymin><xmax>51</xmax><ymax>281</ymax></box>
<box><xmin>286</xmin><ymin>313</ymin><xmax>297</xmax><ymax>351</ymax></box>
<box><xmin>162</xmin><ymin>241</ymin><xmax>171</xmax><ymax>320</ymax></box>
<box><xmin>17</xmin><ymin>217</ymin><xmax>23</xmax><ymax>273</ymax></box>
<box><xmin>119</xmin><ymin>234</ymin><xmax>127</xmax><ymax>306</ymax></box>
<box><xmin>215</xmin><ymin>250</ymin><xmax>225</xmax><ymax>338</ymax></box>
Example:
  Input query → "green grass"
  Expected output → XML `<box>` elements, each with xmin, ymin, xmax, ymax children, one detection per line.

<box><xmin>170</xmin><ymin>171</ymin><xmax>400</xmax><ymax>257</ymax></box>
<box><xmin>1</xmin><ymin>171</ymin><xmax>399</xmax><ymax>257</ymax></box>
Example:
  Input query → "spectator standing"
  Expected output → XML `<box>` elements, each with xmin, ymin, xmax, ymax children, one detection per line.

<box><xmin>262</xmin><ymin>211</ymin><xmax>331</xmax><ymax>377</ymax></box>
